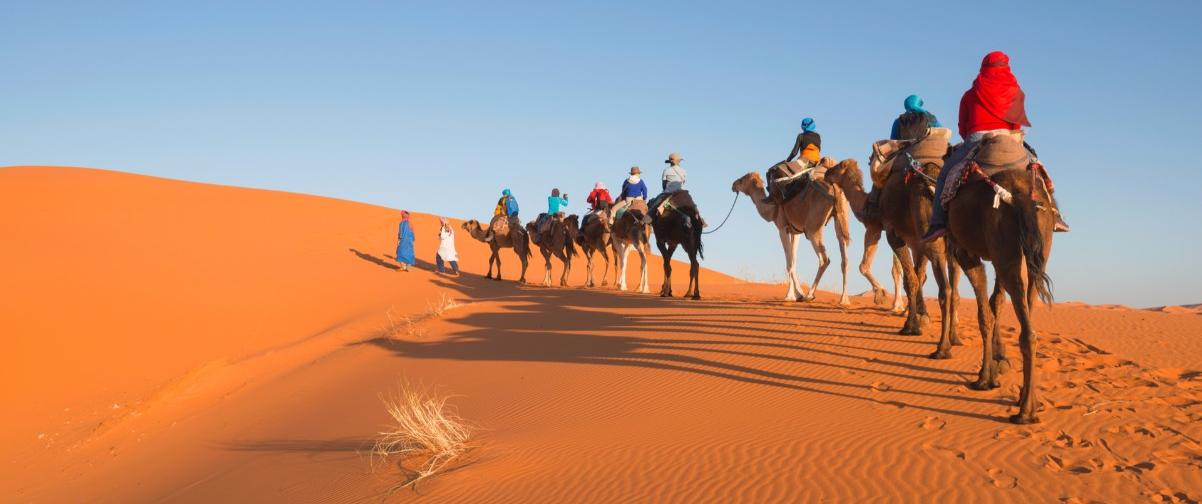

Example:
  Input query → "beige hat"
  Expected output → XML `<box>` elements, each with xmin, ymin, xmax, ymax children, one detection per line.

<box><xmin>665</xmin><ymin>152</ymin><xmax>682</xmax><ymax>163</ymax></box>
<box><xmin>630</xmin><ymin>166</ymin><xmax>641</xmax><ymax>175</ymax></box>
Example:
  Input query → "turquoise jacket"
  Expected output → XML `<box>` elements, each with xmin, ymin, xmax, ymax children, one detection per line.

<box><xmin>547</xmin><ymin>195</ymin><xmax>569</xmax><ymax>214</ymax></box>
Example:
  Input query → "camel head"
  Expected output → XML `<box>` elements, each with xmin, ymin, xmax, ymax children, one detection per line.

<box><xmin>824</xmin><ymin>159</ymin><xmax>864</xmax><ymax>191</ymax></box>
<box><xmin>731</xmin><ymin>171</ymin><xmax>765</xmax><ymax>195</ymax></box>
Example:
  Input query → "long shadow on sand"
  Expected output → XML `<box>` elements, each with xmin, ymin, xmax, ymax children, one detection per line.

<box><xmin>353</xmin><ymin>268</ymin><xmax>1013</xmax><ymax>423</ymax></box>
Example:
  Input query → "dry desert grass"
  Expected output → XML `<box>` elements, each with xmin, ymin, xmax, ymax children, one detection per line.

<box><xmin>372</xmin><ymin>381</ymin><xmax>474</xmax><ymax>492</ymax></box>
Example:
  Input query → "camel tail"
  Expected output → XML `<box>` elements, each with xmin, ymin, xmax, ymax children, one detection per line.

<box><xmin>1014</xmin><ymin>191</ymin><xmax>1054</xmax><ymax>305</ymax></box>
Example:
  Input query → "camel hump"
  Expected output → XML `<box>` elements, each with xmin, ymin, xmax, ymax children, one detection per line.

<box><xmin>627</xmin><ymin>199</ymin><xmax>649</xmax><ymax>214</ymax></box>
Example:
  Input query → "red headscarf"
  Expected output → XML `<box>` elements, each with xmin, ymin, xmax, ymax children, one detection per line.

<box><xmin>970</xmin><ymin>51</ymin><xmax>1030</xmax><ymax>128</ymax></box>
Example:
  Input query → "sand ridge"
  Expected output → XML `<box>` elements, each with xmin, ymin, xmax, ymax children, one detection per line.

<box><xmin>2</xmin><ymin>166</ymin><xmax>1199</xmax><ymax>502</ymax></box>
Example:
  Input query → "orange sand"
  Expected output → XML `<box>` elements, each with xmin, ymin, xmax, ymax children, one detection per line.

<box><xmin>2</xmin><ymin>166</ymin><xmax>1199</xmax><ymax>502</ymax></box>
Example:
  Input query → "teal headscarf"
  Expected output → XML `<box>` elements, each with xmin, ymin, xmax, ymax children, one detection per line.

<box><xmin>903</xmin><ymin>95</ymin><xmax>926</xmax><ymax>114</ymax></box>
<box><xmin>800</xmin><ymin>117</ymin><xmax>816</xmax><ymax>132</ymax></box>
<box><xmin>502</xmin><ymin>188</ymin><xmax>511</xmax><ymax>196</ymax></box>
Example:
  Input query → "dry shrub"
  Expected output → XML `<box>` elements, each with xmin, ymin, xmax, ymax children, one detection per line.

<box><xmin>382</xmin><ymin>293</ymin><xmax>465</xmax><ymax>341</ymax></box>
<box><xmin>426</xmin><ymin>292</ymin><xmax>463</xmax><ymax>317</ymax></box>
<box><xmin>373</xmin><ymin>382</ymin><xmax>473</xmax><ymax>491</ymax></box>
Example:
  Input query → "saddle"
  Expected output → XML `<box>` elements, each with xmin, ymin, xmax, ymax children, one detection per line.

<box><xmin>616</xmin><ymin>198</ymin><xmax>649</xmax><ymax>222</ymax></box>
<box><xmin>767</xmin><ymin>158</ymin><xmax>830</xmax><ymax>203</ymax></box>
<box><xmin>941</xmin><ymin>132</ymin><xmax>1037</xmax><ymax>209</ymax></box>
<box><xmin>872</xmin><ymin>128</ymin><xmax>952</xmax><ymax>187</ymax></box>
<box><xmin>488</xmin><ymin>214</ymin><xmax>511</xmax><ymax>237</ymax></box>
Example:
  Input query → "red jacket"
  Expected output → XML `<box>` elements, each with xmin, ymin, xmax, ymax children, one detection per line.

<box><xmin>587</xmin><ymin>188</ymin><xmax>613</xmax><ymax>210</ymax></box>
<box><xmin>958</xmin><ymin>89</ymin><xmax>1021</xmax><ymax>139</ymax></box>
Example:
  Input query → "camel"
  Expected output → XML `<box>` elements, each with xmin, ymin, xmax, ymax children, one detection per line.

<box><xmin>525</xmin><ymin>215</ymin><xmax>578</xmax><ymax>287</ymax></box>
<box><xmin>811</xmin><ymin>161</ymin><xmax>906</xmax><ymax>314</ymax></box>
<box><xmin>575</xmin><ymin>203</ymin><xmax>613</xmax><ymax>288</ymax></box>
<box><xmin>838</xmin><ymin>141</ymin><xmax>961</xmax><ymax>360</ymax></box>
<box><xmin>609</xmin><ymin>200</ymin><xmax>652</xmax><ymax>293</ymax></box>
<box><xmin>730</xmin><ymin>165</ymin><xmax>851</xmax><ymax>304</ymax></box>
<box><xmin>946</xmin><ymin>155</ymin><xmax>1056</xmax><ymax>424</ymax></box>
<box><xmin>462</xmin><ymin>217</ymin><xmax>530</xmax><ymax>283</ymax></box>
<box><xmin>650</xmin><ymin>191</ymin><xmax>704</xmax><ymax>299</ymax></box>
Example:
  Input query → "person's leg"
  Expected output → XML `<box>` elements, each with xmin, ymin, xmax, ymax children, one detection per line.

<box><xmin>450</xmin><ymin>260</ymin><xmax>459</xmax><ymax>274</ymax></box>
<box><xmin>436</xmin><ymin>253</ymin><xmax>445</xmax><ymax>273</ymax></box>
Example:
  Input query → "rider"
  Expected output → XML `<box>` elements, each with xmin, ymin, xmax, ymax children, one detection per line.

<box><xmin>650</xmin><ymin>152</ymin><xmax>686</xmax><ymax>218</ymax></box>
<box><xmin>610</xmin><ymin>166</ymin><xmax>649</xmax><ymax>223</ymax></box>
<box><xmin>768</xmin><ymin>118</ymin><xmax>821</xmax><ymax>202</ymax></box>
<box><xmin>891</xmin><ymin>94</ymin><xmax>942</xmax><ymax>141</ymax></box>
<box><xmin>922</xmin><ymin>51</ymin><xmax>1068</xmax><ymax>242</ymax></box>
<box><xmin>585</xmin><ymin>181</ymin><xmax>613</xmax><ymax>229</ymax></box>
<box><xmin>533</xmin><ymin>188</ymin><xmax>569</xmax><ymax>244</ymax></box>
<box><xmin>485</xmin><ymin>188</ymin><xmax>520</xmax><ymax>242</ymax></box>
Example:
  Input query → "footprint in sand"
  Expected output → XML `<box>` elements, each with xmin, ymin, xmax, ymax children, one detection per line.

<box><xmin>986</xmin><ymin>468</ymin><xmax>1018</xmax><ymax>489</ymax></box>
<box><xmin>921</xmin><ymin>442</ymin><xmax>966</xmax><ymax>460</ymax></box>
<box><xmin>920</xmin><ymin>416</ymin><xmax>946</xmax><ymax>431</ymax></box>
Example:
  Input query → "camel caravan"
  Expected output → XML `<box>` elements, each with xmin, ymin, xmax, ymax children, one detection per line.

<box><xmin>458</xmin><ymin>51</ymin><xmax>1067</xmax><ymax>424</ymax></box>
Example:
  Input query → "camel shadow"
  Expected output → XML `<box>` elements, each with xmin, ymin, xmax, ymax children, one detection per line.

<box><xmin>355</xmin><ymin>273</ymin><xmax>1014</xmax><ymax>423</ymax></box>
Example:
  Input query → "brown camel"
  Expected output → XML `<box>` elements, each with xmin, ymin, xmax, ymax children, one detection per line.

<box><xmin>851</xmin><ymin>141</ymin><xmax>961</xmax><ymax>359</ymax></box>
<box><xmin>526</xmin><ymin>215</ymin><xmax>578</xmax><ymax>287</ymax></box>
<box><xmin>609</xmin><ymin>200</ymin><xmax>652</xmax><ymax>293</ymax></box>
<box><xmin>462</xmin><ymin>217</ymin><xmax>530</xmax><ymax>283</ymax></box>
<box><xmin>576</xmin><ymin>204</ymin><xmax>612</xmax><ymax>288</ymax></box>
<box><xmin>946</xmin><ymin>158</ymin><xmax>1056</xmax><ymax>424</ymax></box>
<box><xmin>814</xmin><ymin>160</ymin><xmax>905</xmax><ymax>313</ymax></box>
<box><xmin>730</xmin><ymin>166</ymin><xmax>851</xmax><ymax>304</ymax></box>
<box><xmin>650</xmin><ymin>191</ymin><xmax>704</xmax><ymax>299</ymax></box>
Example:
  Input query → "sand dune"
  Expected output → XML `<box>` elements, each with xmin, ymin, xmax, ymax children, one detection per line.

<box><xmin>3</xmin><ymin>166</ymin><xmax>1199</xmax><ymax>502</ymax></box>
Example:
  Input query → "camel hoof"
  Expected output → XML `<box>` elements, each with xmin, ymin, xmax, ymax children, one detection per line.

<box><xmin>919</xmin><ymin>314</ymin><xmax>932</xmax><ymax>326</ymax></box>
<box><xmin>691</xmin><ymin>295</ymin><xmax>701</xmax><ymax>300</ymax></box>
<box><xmin>995</xmin><ymin>357</ymin><xmax>1013</xmax><ymax>375</ymax></box>
<box><xmin>492</xmin><ymin>276</ymin><xmax>502</xmax><ymax>282</ymax></box>
<box><xmin>951</xmin><ymin>336</ymin><xmax>965</xmax><ymax>347</ymax></box>
<box><xmin>928</xmin><ymin>349</ymin><xmax>952</xmax><ymax>360</ymax></box>
<box><xmin>898</xmin><ymin>326</ymin><xmax>922</xmax><ymax>336</ymax></box>
<box><xmin>1009</xmin><ymin>413</ymin><xmax>1040</xmax><ymax>425</ymax></box>
<box><xmin>873</xmin><ymin>289</ymin><xmax>886</xmax><ymax>305</ymax></box>
<box><xmin>838</xmin><ymin>298</ymin><xmax>851</xmax><ymax>307</ymax></box>
<box><xmin>968</xmin><ymin>379</ymin><xmax>999</xmax><ymax>391</ymax></box>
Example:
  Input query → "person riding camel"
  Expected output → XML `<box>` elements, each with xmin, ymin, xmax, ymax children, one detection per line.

<box><xmin>585</xmin><ymin>181</ymin><xmax>614</xmax><ymax>229</ymax></box>
<box><xmin>891</xmin><ymin>94</ymin><xmax>942</xmax><ymax>141</ymax></box>
<box><xmin>650</xmin><ymin>152</ymin><xmax>686</xmax><ymax>215</ymax></box>
<box><xmin>610</xmin><ymin>166</ymin><xmax>649</xmax><ymax>223</ymax></box>
<box><xmin>767</xmin><ymin>118</ymin><xmax>822</xmax><ymax>203</ymax></box>
<box><xmin>484</xmin><ymin>188</ymin><xmax>520</xmax><ymax>242</ymax></box>
<box><xmin>533</xmin><ymin>188</ymin><xmax>569</xmax><ymax>244</ymax></box>
<box><xmin>922</xmin><ymin>50</ymin><xmax>1069</xmax><ymax>242</ymax></box>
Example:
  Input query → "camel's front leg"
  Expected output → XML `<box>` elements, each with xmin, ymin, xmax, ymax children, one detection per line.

<box><xmin>657</xmin><ymin>240</ymin><xmax>674</xmax><ymax>297</ymax></box>
<box><xmin>860</xmin><ymin>226</ymin><xmax>886</xmax><ymax>305</ymax></box>
<box><xmin>600</xmin><ymin>247</ymin><xmax>610</xmax><ymax>286</ymax></box>
<box><xmin>836</xmin><ymin>226</ymin><xmax>850</xmax><ymax>306</ymax></box>
<box><xmin>584</xmin><ymin>250</ymin><xmax>595</xmax><ymax>288</ymax></box>
<box><xmin>542</xmin><ymin>251</ymin><xmax>553</xmax><ymax>287</ymax></box>
<box><xmin>637</xmin><ymin>242</ymin><xmax>650</xmax><ymax>294</ymax></box>
<box><xmin>890</xmin><ymin>252</ymin><xmax>906</xmax><ymax>314</ymax></box>
<box><xmin>804</xmin><ymin>233</ymin><xmax>829</xmax><ymax>302</ymax></box>
<box><xmin>778</xmin><ymin>228</ymin><xmax>802</xmax><ymax>301</ymax></box>
<box><xmin>560</xmin><ymin>254</ymin><xmax>571</xmax><ymax>287</ymax></box>
<box><xmin>617</xmin><ymin>243</ymin><xmax>630</xmax><ymax>291</ymax></box>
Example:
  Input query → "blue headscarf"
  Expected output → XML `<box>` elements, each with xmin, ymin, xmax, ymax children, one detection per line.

<box><xmin>502</xmin><ymin>188</ymin><xmax>511</xmax><ymax>196</ymax></box>
<box><xmin>801</xmin><ymin>117</ymin><xmax>816</xmax><ymax>132</ymax></box>
<box><xmin>903</xmin><ymin>95</ymin><xmax>926</xmax><ymax>114</ymax></box>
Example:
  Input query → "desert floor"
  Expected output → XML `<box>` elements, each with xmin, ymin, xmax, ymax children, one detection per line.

<box><xmin>2</xmin><ymin>167</ymin><xmax>1199</xmax><ymax>503</ymax></box>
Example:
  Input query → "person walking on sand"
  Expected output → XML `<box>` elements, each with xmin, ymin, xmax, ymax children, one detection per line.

<box><xmin>396</xmin><ymin>210</ymin><xmax>416</xmax><ymax>271</ymax></box>
<box><xmin>436</xmin><ymin>217</ymin><xmax>459</xmax><ymax>275</ymax></box>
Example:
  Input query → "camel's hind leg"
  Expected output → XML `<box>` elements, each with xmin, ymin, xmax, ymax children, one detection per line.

<box><xmin>637</xmin><ymin>241</ymin><xmax>650</xmax><ymax>294</ymax></box>
<box><xmin>803</xmin><ymin>233</ymin><xmax>830</xmax><ymax>302</ymax></box>
<box><xmin>890</xmin><ymin>252</ymin><xmax>906</xmax><ymax>314</ymax></box>
<box><xmin>927</xmin><ymin>246</ymin><xmax>954</xmax><ymax>359</ymax></box>
<box><xmin>657</xmin><ymin>240</ymin><xmax>675</xmax><ymax>297</ymax></box>
<box><xmin>616</xmin><ymin>243</ymin><xmax>630</xmax><ymax>291</ymax></box>
<box><xmin>584</xmin><ymin>249</ymin><xmax>595</xmax><ymax>288</ymax></box>
<box><xmin>541</xmin><ymin>249</ymin><xmax>553</xmax><ymax>287</ymax></box>
<box><xmin>600</xmin><ymin>245</ymin><xmax>611</xmax><ymax>287</ymax></box>
<box><xmin>997</xmin><ymin>258</ymin><xmax>1040</xmax><ymax>424</ymax></box>
<box><xmin>961</xmin><ymin>258</ymin><xmax>1000</xmax><ymax>390</ymax></box>
<box><xmin>892</xmin><ymin>235</ymin><xmax>924</xmax><ymax>335</ymax></box>
<box><xmin>778</xmin><ymin>229</ymin><xmax>803</xmax><ymax>301</ymax></box>
<box><xmin>686</xmin><ymin>244</ymin><xmax>701</xmax><ymax>300</ymax></box>
<box><xmin>559</xmin><ymin>252</ymin><xmax>571</xmax><ymax>287</ymax></box>
<box><xmin>988</xmin><ymin>281</ymin><xmax>1009</xmax><ymax>373</ymax></box>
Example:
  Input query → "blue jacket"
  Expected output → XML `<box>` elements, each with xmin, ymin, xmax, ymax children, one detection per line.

<box><xmin>505</xmin><ymin>196</ymin><xmax>519</xmax><ymax>216</ymax></box>
<box><xmin>396</xmin><ymin>221</ymin><xmax>416</xmax><ymax>265</ymax></box>
<box><xmin>620</xmin><ymin>178</ymin><xmax>648</xmax><ymax>200</ymax></box>
<box><xmin>547</xmin><ymin>195</ymin><xmax>568</xmax><ymax>214</ymax></box>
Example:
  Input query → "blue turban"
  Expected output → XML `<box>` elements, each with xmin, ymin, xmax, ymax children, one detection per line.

<box><xmin>502</xmin><ymin>188</ymin><xmax>511</xmax><ymax>196</ymax></box>
<box><xmin>904</xmin><ymin>95</ymin><xmax>926</xmax><ymax>114</ymax></box>
<box><xmin>801</xmin><ymin>117</ymin><xmax>816</xmax><ymax>132</ymax></box>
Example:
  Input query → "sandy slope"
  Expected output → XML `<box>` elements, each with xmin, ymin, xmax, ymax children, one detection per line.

<box><xmin>3</xmin><ymin>166</ymin><xmax>1200</xmax><ymax>503</ymax></box>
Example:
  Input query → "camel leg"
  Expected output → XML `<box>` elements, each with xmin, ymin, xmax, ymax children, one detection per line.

<box><xmin>890</xmin><ymin>252</ymin><xmax>906</xmax><ymax>314</ymax></box>
<box><xmin>584</xmin><ymin>249</ymin><xmax>594</xmax><ymax>288</ymax></box>
<box><xmin>486</xmin><ymin>248</ymin><xmax>497</xmax><ymax>279</ymax></box>
<box><xmin>860</xmin><ymin>226</ymin><xmax>887</xmax><ymax>305</ymax></box>
<box><xmin>617</xmin><ymin>243</ymin><xmax>630</xmax><ymax>291</ymax></box>
<box><xmin>946</xmin><ymin>255</ymin><xmax>963</xmax><ymax>346</ymax></box>
<box><xmin>836</xmin><ymin>226</ymin><xmax>850</xmax><ymax>306</ymax></box>
<box><xmin>989</xmin><ymin>281</ymin><xmax>1009</xmax><ymax>374</ymax></box>
<box><xmin>997</xmin><ymin>258</ymin><xmax>1039</xmax><ymax>424</ymax></box>
<box><xmin>638</xmin><ymin>241</ymin><xmax>650</xmax><ymax>294</ymax></box>
<box><xmin>542</xmin><ymin>249</ymin><xmax>552</xmax><ymax>287</ymax></box>
<box><xmin>914</xmin><ymin>251</ymin><xmax>931</xmax><ymax>326</ymax></box>
<box><xmin>803</xmin><ymin>233</ymin><xmax>830</xmax><ymax>302</ymax></box>
<box><xmin>560</xmin><ymin>252</ymin><xmax>571</xmax><ymax>287</ymax></box>
<box><xmin>927</xmin><ymin>247</ymin><xmax>954</xmax><ymax>360</ymax></box>
<box><xmin>963</xmin><ymin>259</ymin><xmax>1000</xmax><ymax>391</ymax></box>
<box><xmin>658</xmin><ymin>240</ymin><xmax>675</xmax><ymax>297</ymax></box>
<box><xmin>778</xmin><ymin>229</ymin><xmax>802</xmax><ymax>301</ymax></box>
<box><xmin>600</xmin><ymin>245</ymin><xmax>610</xmax><ymax>287</ymax></box>
<box><xmin>892</xmin><ymin>235</ymin><xmax>923</xmax><ymax>335</ymax></box>
<box><xmin>687</xmin><ymin>244</ymin><xmax>701</xmax><ymax>300</ymax></box>
<box><xmin>494</xmin><ymin>246</ymin><xmax>505</xmax><ymax>281</ymax></box>
<box><xmin>517</xmin><ymin>242</ymin><xmax>529</xmax><ymax>284</ymax></box>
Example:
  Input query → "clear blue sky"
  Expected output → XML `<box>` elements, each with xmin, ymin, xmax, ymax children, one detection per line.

<box><xmin>4</xmin><ymin>1</ymin><xmax>1199</xmax><ymax>307</ymax></box>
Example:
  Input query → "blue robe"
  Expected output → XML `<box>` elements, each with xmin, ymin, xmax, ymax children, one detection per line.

<box><xmin>396</xmin><ymin>221</ymin><xmax>416</xmax><ymax>265</ymax></box>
